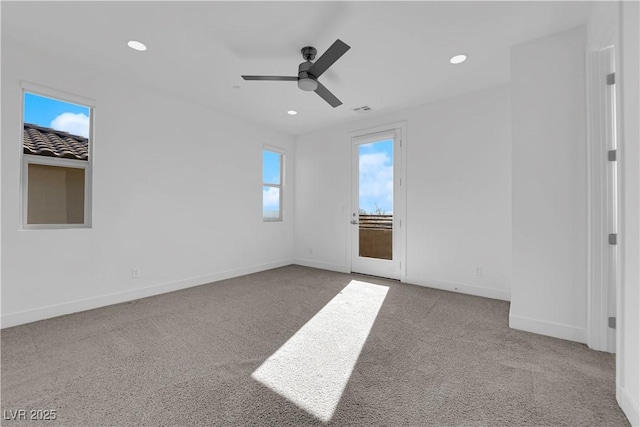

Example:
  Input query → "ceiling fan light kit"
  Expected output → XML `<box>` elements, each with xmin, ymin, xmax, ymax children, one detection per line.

<box><xmin>297</xmin><ymin>60</ymin><xmax>318</xmax><ymax>91</ymax></box>
<box><xmin>241</xmin><ymin>39</ymin><xmax>350</xmax><ymax>108</ymax></box>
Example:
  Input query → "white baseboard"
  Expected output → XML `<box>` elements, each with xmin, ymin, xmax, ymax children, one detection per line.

<box><xmin>293</xmin><ymin>258</ymin><xmax>348</xmax><ymax>274</ymax></box>
<box><xmin>619</xmin><ymin>386</ymin><xmax>640</xmax><ymax>427</ymax></box>
<box><xmin>1</xmin><ymin>259</ymin><xmax>293</xmax><ymax>329</ymax></box>
<box><xmin>405</xmin><ymin>276</ymin><xmax>511</xmax><ymax>302</ymax></box>
<box><xmin>508</xmin><ymin>311</ymin><xmax>587</xmax><ymax>344</ymax></box>
<box><xmin>290</xmin><ymin>266</ymin><xmax>511</xmax><ymax>302</ymax></box>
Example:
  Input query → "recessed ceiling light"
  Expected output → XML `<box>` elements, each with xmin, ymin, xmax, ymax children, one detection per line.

<box><xmin>232</xmin><ymin>85</ymin><xmax>241</xmax><ymax>90</ymax></box>
<box><xmin>450</xmin><ymin>54</ymin><xmax>467</xmax><ymax>64</ymax></box>
<box><xmin>287</xmin><ymin>110</ymin><xmax>298</xmax><ymax>116</ymax></box>
<box><xmin>127</xmin><ymin>40</ymin><xmax>147</xmax><ymax>51</ymax></box>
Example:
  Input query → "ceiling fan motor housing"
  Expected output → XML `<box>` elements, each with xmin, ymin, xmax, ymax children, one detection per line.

<box><xmin>301</xmin><ymin>46</ymin><xmax>317</xmax><ymax>61</ymax></box>
<box><xmin>298</xmin><ymin>61</ymin><xmax>318</xmax><ymax>91</ymax></box>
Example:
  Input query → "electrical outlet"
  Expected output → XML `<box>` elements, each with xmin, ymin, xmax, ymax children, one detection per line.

<box><xmin>132</xmin><ymin>267</ymin><xmax>141</xmax><ymax>278</ymax></box>
<box><xmin>476</xmin><ymin>267</ymin><xmax>483</xmax><ymax>276</ymax></box>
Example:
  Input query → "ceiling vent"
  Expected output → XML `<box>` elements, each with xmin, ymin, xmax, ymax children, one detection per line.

<box><xmin>352</xmin><ymin>105</ymin><xmax>373</xmax><ymax>113</ymax></box>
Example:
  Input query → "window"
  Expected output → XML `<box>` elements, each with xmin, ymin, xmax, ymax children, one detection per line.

<box><xmin>21</xmin><ymin>84</ymin><xmax>93</xmax><ymax>228</ymax></box>
<box><xmin>263</xmin><ymin>148</ymin><xmax>283</xmax><ymax>221</ymax></box>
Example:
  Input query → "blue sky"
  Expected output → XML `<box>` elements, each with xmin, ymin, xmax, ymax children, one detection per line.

<box><xmin>263</xmin><ymin>150</ymin><xmax>282</xmax><ymax>215</ymax></box>
<box><xmin>359</xmin><ymin>139</ymin><xmax>393</xmax><ymax>214</ymax></box>
<box><xmin>24</xmin><ymin>92</ymin><xmax>90</xmax><ymax>137</ymax></box>
<box><xmin>263</xmin><ymin>150</ymin><xmax>281</xmax><ymax>185</ymax></box>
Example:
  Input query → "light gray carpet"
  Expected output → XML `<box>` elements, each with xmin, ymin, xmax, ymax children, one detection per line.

<box><xmin>1</xmin><ymin>265</ymin><xmax>629</xmax><ymax>426</ymax></box>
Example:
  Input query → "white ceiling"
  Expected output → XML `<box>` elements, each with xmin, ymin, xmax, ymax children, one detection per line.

<box><xmin>2</xmin><ymin>1</ymin><xmax>592</xmax><ymax>136</ymax></box>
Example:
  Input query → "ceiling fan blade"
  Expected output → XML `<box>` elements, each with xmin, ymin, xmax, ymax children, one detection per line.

<box><xmin>308</xmin><ymin>39</ymin><xmax>350</xmax><ymax>78</ymax></box>
<box><xmin>241</xmin><ymin>76</ymin><xmax>298</xmax><ymax>81</ymax></box>
<box><xmin>314</xmin><ymin>81</ymin><xmax>342</xmax><ymax>108</ymax></box>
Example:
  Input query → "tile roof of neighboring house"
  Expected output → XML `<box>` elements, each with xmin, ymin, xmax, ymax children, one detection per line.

<box><xmin>23</xmin><ymin>123</ymin><xmax>88</xmax><ymax>161</ymax></box>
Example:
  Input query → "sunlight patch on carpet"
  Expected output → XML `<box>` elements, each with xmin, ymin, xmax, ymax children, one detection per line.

<box><xmin>251</xmin><ymin>280</ymin><xmax>389</xmax><ymax>422</ymax></box>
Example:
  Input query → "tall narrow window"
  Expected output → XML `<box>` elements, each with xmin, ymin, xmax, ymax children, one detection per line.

<box><xmin>263</xmin><ymin>148</ymin><xmax>283</xmax><ymax>221</ymax></box>
<box><xmin>22</xmin><ymin>85</ymin><xmax>93</xmax><ymax>228</ymax></box>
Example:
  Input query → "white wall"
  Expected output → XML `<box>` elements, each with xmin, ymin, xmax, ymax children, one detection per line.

<box><xmin>587</xmin><ymin>1</ymin><xmax>619</xmax><ymax>49</ymax></box>
<box><xmin>509</xmin><ymin>26</ymin><xmax>588</xmax><ymax>343</ymax></box>
<box><xmin>295</xmin><ymin>85</ymin><xmax>512</xmax><ymax>301</ymax></box>
<box><xmin>619</xmin><ymin>1</ymin><xmax>640</xmax><ymax>424</ymax></box>
<box><xmin>1</xmin><ymin>37</ymin><xmax>295</xmax><ymax>327</ymax></box>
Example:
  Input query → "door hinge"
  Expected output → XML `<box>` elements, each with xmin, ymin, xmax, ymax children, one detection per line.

<box><xmin>399</xmin><ymin>219</ymin><xmax>402</xmax><ymax>228</ymax></box>
<box><xmin>608</xmin><ymin>149</ymin><xmax>617</xmax><ymax>161</ymax></box>
<box><xmin>400</xmin><ymin>139</ymin><xmax>402</xmax><ymax>148</ymax></box>
<box><xmin>609</xmin><ymin>233</ymin><xmax>617</xmax><ymax>245</ymax></box>
<box><xmin>607</xmin><ymin>73</ymin><xmax>615</xmax><ymax>85</ymax></box>
<box><xmin>608</xmin><ymin>316</ymin><xmax>616</xmax><ymax>329</ymax></box>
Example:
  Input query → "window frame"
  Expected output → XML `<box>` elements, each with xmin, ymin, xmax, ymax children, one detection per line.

<box><xmin>20</xmin><ymin>82</ymin><xmax>95</xmax><ymax>229</ymax></box>
<box><xmin>262</xmin><ymin>145</ymin><xmax>285</xmax><ymax>222</ymax></box>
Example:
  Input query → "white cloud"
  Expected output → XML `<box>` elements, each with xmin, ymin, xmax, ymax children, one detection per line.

<box><xmin>50</xmin><ymin>112</ymin><xmax>90</xmax><ymax>138</ymax></box>
<box><xmin>359</xmin><ymin>152</ymin><xmax>393</xmax><ymax>212</ymax></box>
<box><xmin>263</xmin><ymin>186</ymin><xmax>280</xmax><ymax>209</ymax></box>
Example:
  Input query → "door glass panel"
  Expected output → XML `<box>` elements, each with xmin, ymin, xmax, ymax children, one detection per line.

<box><xmin>358</xmin><ymin>139</ymin><xmax>393</xmax><ymax>260</ymax></box>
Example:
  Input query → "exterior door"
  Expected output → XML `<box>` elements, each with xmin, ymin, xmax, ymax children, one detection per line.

<box><xmin>350</xmin><ymin>129</ymin><xmax>401</xmax><ymax>279</ymax></box>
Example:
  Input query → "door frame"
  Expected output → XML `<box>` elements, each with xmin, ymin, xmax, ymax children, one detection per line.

<box><xmin>586</xmin><ymin>45</ymin><xmax>619</xmax><ymax>354</ymax></box>
<box><xmin>346</xmin><ymin>121</ymin><xmax>407</xmax><ymax>282</ymax></box>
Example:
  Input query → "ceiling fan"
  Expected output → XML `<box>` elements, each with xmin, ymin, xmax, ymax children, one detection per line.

<box><xmin>241</xmin><ymin>39</ymin><xmax>351</xmax><ymax>108</ymax></box>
